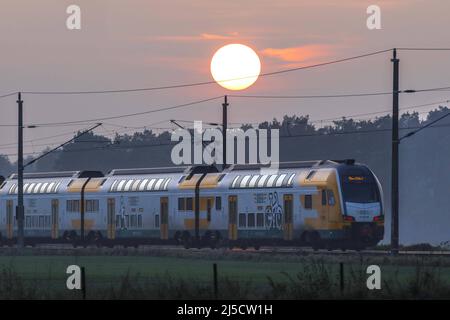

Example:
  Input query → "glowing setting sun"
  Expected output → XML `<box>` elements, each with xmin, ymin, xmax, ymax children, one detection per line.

<box><xmin>210</xmin><ymin>44</ymin><xmax>261</xmax><ymax>91</ymax></box>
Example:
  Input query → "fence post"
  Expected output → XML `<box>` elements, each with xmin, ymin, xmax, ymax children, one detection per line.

<box><xmin>81</xmin><ymin>266</ymin><xmax>86</xmax><ymax>300</ymax></box>
<box><xmin>339</xmin><ymin>262</ymin><xmax>344</xmax><ymax>293</ymax></box>
<box><xmin>213</xmin><ymin>263</ymin><xmax>218</xmax><ymax>299</ymax></box>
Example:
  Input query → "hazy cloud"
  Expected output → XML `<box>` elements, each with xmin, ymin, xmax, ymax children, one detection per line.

<box><xmin>150</xmin><ymin>32</ymin><xmax>246</xmax><ymax>42</ymax></box>
<box><xmin>260</xmin><ymin>44</ymin><xmax>333</xmax><ymax>63</ymax></box>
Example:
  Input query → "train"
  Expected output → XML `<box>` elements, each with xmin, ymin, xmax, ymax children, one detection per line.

<box><xmin>0</xmin><ymin>160</ymin><xmax>384</xmax><ymax>250</ymax></box>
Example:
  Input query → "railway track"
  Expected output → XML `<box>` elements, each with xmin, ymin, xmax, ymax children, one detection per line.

<box><xmin>1</xmin><ymin>243</ymin><xmax>450</xmax><ymax>257</ymax></box>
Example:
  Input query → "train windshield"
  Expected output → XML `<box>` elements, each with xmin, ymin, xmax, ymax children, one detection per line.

<box><xmin>341</xmin><ymin>175</ymin><xmax>380</xmax><ymax>203</ymax></box>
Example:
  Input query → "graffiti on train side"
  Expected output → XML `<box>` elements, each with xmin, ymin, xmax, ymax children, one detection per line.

<box><xmin>254</xmin><ymin>191</ymin><xmax>283</xmax><ymax>230</ymax></box>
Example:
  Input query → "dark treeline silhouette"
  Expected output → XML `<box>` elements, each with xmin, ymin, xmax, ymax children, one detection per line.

<box><xmin>1</xmin><ymin>107</ymin><xmax>450</xmax><ymax>245</ymax></box>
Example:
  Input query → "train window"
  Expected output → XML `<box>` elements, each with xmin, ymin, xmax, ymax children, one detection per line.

<box><xmin>215</xmin><ymin>197</ymin><xmax>222</xmax><ymax>210</ymax></box>
<box><xmin>163</xmin><ymin>178</ymin><xmax>171</xmax><ymax>190</ymax></box>
<box><xmin>131</xmin><ymin>180</ymin><xmax>141</xmax><ymax>191</ymax></box>
<box><xmin>154</xmin><ymin>178</ymin><xmax>164</xmax><ymax>190</ymax></box>
<box><xmin>116</xmin><ymin>180</ymin><xmax>126</xmax><ymax>192</ymax></box>
<box><xmin>85</xmin><ymin>200</ymin><xmax>99</xmax><ymax>213</ymax></box>
<box><xmin>256</xmin><ymin>212</ymin><xmax>264</xmax><ymax>227</ymax></box>
<box><xmin>231</xmin><ymin>176</ymin><xmax>240</xmax><ymax>188</ymax></box>
<box><xmin>26</xmin><ymin>216</ymin><xmax>31</xmax><ymax>228</ymax></box>
<box><xmin>306</xmin><ymin>170</ymin><xmax>316</xmax><ymax>180</ymax></box>
<box><xmin>238</xmin><ymin>213</ymin><xmax>246</xmax><ymax>228</ymax></box>
<box><xmin>275</xmin><ymin>174</ymin><xmax>287</xmax><ymax>187</ymax></box>
<box><xmin>124</xmin><ymin>180</ymin><xmax>134</xmax><ymax>192</ymax></box>
<box><xmin>248</xmin><ymin>175</ymin><xmax>259</xmax><ymax>188</ymax></box>
<box><xmin>53</xmin><ymin>182</ymin><xmax>61</xmax><ymax>193</ymax></box>
<box><xmin>207</xmin><ymin>199</ymin><xmax>212</xmax><ymax>222</ymax></box>
<box><xmin>138</xmin><ymin>179</ymin><xmax>149</xmax><ymax>191</ymax></box>
<box><xmin>287</xmin><ymin>173</ymin><xmax>296</xmax><ymax>186</ymax></box>
<box><xmin>240</xmin><ymin>175</ymin><xmax>251</xmax><ymax>188</ymax></box>
<box><xmin>266</xmin><ymin>175</ymin><xmax>277</xmax><ymax>187</ymax></box>
<box><xmin>327</xmin><ymin>190</ymin><xmax>336</xmax><ymax>206</ymax></box>
<box><xmin>27</xmin><ymin>183</ymin><xmax>36</xmax><ymax>194</ymax></box>
<box><xmin>41</xmin><ymin>182</ymin><xmax>49</xmax><ymax>193</ymax></box>
<box><xmin>45</xmin><ymin>216</ymin><xmax>50</xmax><ymax>228</ymax></box>
<box><xmin>115</xmin><ymin>215</ymin><xmax>121</xmax><ymax>228</ymax></box>
<box><xmin>257</xmin><ymin>175</ymin><xmax>269</xmax><ymax>188</ymax></box>
<box><xmin>130</xmin><ymin>215</ymin><xmax>137</xmax><ymax>228</ymax></box>
<box><xmin>32</xmin><ymin>216</ymin><xmax>38</xmax><ymax>228</ymax></box>
<box><xmin>178</xmin><ymin>198</ymin><xmax>186</xmax><ymax>211</ymax></box>
<box><xmin>125</xmin><ymin>215</ymin><xmax>130</xmax><ymax>228</ymax></box>
<box><xmin>138</xmin><ymin>215</ymin><xmax>142</xmax><ymax>228</ymax></box>
<box><xmin>67</xmin><ymin>200</ymin><xmax>80</xmax><ymax>212</ymax></box>
<box><xmin>321</xmin><ymin>190</ymin><xmax>327</xmax><ymax>206</ymax></box>
<box><xmin>155</xmin><ymin>214</ymin><xmax>160</xmax><ymax>228</ymax></box>
<box><xmin>247</xmin><ymin>213</ymin><xmax>255</xmax><ymax>228</ymax></box>
<box><xmin>33</xmin><ymin>183</ymin><xmax>42</xmax><ymax>194</ymax></box>
<box><xmin>146</xmin><ymin>179</ymin><xmax>156</xmax><ymax>191</ymax></box>
<box><xmin>186</xmin><ymin>197</ymin><xmax>193</xmax><ymax>211</ymax></box>
<box><xmin>304</xmin><ymin>195</ymin><xmax>312</xmax><ymax>209</ymax></box>
<box><xmin>47</xmin><ymin>182</ymin><xmax>56</xmax><ymax>193</ymax></box>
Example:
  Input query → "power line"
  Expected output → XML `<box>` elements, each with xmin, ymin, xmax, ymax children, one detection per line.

<box><xmin>12</xmin><ymin>88</ymin><xmax>450</xmax><ymax>129</ymax></box>
<box><xmin>397</xmin><ymin>48</ymin><xmax>450</xmax><ymax>51</ymax></box>
<box><xmin>229</xmin><ymin>91</ymin><xmax>394</xmax><ymax>99</ymax></box>
<box><xmin>400</xmin><ymin>112</ymin><xmax>450</xmax><ymax>140</ymax></box>
<box><xmin>228</xmin><ymin>87</ymin><xmax>450</xmax><ymax>99</ymax></box>
<box><xmin>4</xmin><ymin>121</ymin><xmax>450</xmax><ymax>158</ymax></box>
<box><xmin>18</xmin><ymin>49</ymin><xmax>392</xmax><ymax>96</ymax></box>
<box><xmin>8</xmin><ymin>48</ymin><xmax>450</xmax><ymax>97</ymax></box>
<box><xmin>169</xmin><ymin>99</ymin><xmax>450</xmax><ymax>127</ymax></box>
<box><xmin>10</xmin><ymin>96</ymin><xmax>223</xmax><ymax>127</ymax></box>
<box><xmin>0</xmin><ymin>92</ymin><xmax>17</xmax><ymax>99</ymax></box>
<box><xmin>0</xmin><ymin>126</ymin><xmax>94</xmax><ymax>147</ymax></box>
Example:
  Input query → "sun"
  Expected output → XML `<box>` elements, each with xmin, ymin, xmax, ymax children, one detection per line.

<box><xmin>210</xmin><ymin>44</ymin><xmax>261</xmax><ymax>91</ymax></box>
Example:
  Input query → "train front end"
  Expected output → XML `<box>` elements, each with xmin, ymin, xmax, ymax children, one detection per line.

<box><xmin>337</xmin><ymin>163</ymin><xmax>384</xmax><ymax>248</ymax></box>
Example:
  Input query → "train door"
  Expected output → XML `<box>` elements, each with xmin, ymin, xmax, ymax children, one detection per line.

<box><xmin>283</xmin><ymin>194</ymin><xmax>293</xmax><ymax>240</ymax></box>
<box><xmin>228</xmin><ymin>195</ymin><xmax>237</xmax><ymax>240</ymax></box>
<box><xmin>319</xmin><ymin>189</ymin><xmax>329</xmax><ymax>225</ymax></box>
<box><xmin>6</xmin><ymin>200</ymin><xmax>13</xmax><ymax>239</ymax></box>
<box><xmin>206</xmin><ymin>197</ymin><xmax>212</xmax><ymax>223</ymax></box>
<box><xmin>160</xmin><ymin>197</ymin><xmax>168</xmax><ymax>240</ymax></box>
<box><xmin>51</xmin><ymin>199</ymin><xmax>59</xmax><ymax>239</ymax></box>
<box><xmin>107</xmin><ymin>198</ymin><xmax>116</xmax><ymax>239</ymax></box>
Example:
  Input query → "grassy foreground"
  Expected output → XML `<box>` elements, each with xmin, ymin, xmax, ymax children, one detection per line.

<box><xmin>0</xmin><ymin>251</ymin><xmax>450</xmax><ymax>299</ymax></box>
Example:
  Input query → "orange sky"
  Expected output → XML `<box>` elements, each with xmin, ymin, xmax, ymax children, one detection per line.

<box><xmin>1</xmin><ymin>0</ymin><xmax>449</xmax><ymax>159</ymax></box>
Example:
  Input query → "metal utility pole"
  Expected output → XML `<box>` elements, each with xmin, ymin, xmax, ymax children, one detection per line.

<box><xmin>17</xmin><ymin>92</ymin><xmax>24</xmax><ymax>248</ymax></box>
<box><xmin>391</xmin><ymin>49</ymin><xmax>399</xmax><ymax>254</ymax></box>
<box><xmin>222</xmin><ymin>95</ymin><xmax>228</xmax><ymax>169</ymax></box>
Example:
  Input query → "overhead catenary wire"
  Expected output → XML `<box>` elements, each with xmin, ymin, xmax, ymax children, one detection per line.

<box><xmin>5</xmin><ymin>121</ymin><xmax>450</xmax><ymax>158</ymax></box>
<box><xmin>1</xmin><ymin>97</ymin><xmax>448</xmax><ymax>150</ymax></box>
<box><xmin>1</xmin><ymin>85</ymin><xmax>450</xmax><ymax>129</ymax></box>
<box><xmin>0</xmin><ymin>92</ymin><xmax>17</xmax><ymax>99</ymax></box>
<box><xmin>19</xmin><ymin>49</ymin><xmax>393</xmax><ymax>96</ymax></box>
<box><xmin>7</xmin><ymin>48</ymin><xmax>450</xmax><ymax>97</ymax></box>
<box><xmin>15</xmin><ymin>96</ymin><xmax>223</xmax><ymax>127</ymax></box>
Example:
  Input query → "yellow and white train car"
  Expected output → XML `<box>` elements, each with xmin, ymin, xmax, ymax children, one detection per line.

<box><xmin>0</xmin><ymin>160</ymin><xmax>384</xmax><ymax>250</ymax></box>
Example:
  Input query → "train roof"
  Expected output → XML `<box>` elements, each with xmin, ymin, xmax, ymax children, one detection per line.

<box><xmin>0</xmin><ymin>160</ymin><xmax>365</xmax><ymax>195</ymax></box>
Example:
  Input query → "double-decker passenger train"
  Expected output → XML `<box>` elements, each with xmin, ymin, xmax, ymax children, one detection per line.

<box><xmin>0</xmin><ymin>160</ymin><xmax>384</xmax><ymax>250</ymax></box>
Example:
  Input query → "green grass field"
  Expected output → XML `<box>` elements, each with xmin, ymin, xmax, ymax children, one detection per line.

<box><xmin>0</xmin><ymin>250</ymin><xmax>450</xmax><ymax>299</ymax></box>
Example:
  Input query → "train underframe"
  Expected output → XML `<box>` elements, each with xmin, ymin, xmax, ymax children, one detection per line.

<box><xmin>0</xmin><ymin>223</ymin><xmax>383</xmax><ymax>250</ymax></box>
